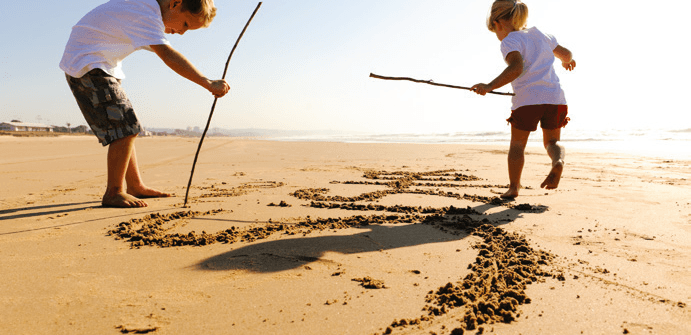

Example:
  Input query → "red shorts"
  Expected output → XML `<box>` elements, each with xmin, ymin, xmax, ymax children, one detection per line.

<box><xmin>506</xmin><ymin>104</ymin><xmax>570</xmax><ymax>131</ymax></box>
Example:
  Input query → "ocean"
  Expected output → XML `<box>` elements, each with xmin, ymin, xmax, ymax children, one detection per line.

<box><xmin>266</xmin><ymin>128</ymin><xmax>691</xmax><ymax>161</ymax></box>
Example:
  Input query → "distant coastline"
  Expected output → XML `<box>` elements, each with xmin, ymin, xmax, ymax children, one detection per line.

<box><xmin>0</xmin><ymin>130</ymin><xmax>91</xmax><ymax>137</ymax></box>
<box><xmin>3</xmin><ymin>127</ymin><xmax>689</xmax><ymax>160</ymax></box>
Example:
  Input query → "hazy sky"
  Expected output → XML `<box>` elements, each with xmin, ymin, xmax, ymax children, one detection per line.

<box><xmin>1</xmin><ymin>0</ymin><xmax>689</xmax><ymax>134</ymax></box>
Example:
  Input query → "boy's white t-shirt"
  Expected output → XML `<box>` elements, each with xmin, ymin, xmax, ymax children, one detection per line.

<box><xmin>60</xmin><ymin>0</ymin><xmax>170</xmax><ymax>79</ymax></box>
<box><xmin>500</xmin><ymin>27</ymin><xmax>566</xmax><ymax>110</ymax></box>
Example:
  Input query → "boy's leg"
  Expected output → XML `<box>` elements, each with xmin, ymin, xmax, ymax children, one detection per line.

<box><xmin>104</xmin><ymin>134</ymin><xmax>148</xmax><ymax>208</ymax></box>
<box><xmin>125</xmin><ymin>145</ymin><xmax>173</xmax><ymax>198</ymax></box>
<box><xmin>503</xmin><ymin>127</ymin><xmax>531</xmax><ymax>199</ymax></box>
<box><xmin>66</xmin><ymin>69</ymin><xmax>170</xmax><ymax>206</ymax></box>
<box><xmin>541</xmin><ymin>128</ymin><xmax>565</xmax><ymax>190</ymax></box>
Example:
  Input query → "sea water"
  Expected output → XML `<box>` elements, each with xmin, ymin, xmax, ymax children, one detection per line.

<box><xmin>267</xmin><ymin>128</ymin><xmax>691</xmax><ymax>161</ymax></box>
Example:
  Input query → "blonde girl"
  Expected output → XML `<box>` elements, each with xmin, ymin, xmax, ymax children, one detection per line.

<box><xmin>471</xmin><ymin>0</ymin><xmax>576</xmax><ymax>198</ymax></box>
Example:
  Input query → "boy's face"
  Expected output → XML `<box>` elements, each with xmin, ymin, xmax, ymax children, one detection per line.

<box><xmin>161</xmin><ymin>0</ymin><xmax>204</xmax><ymax>35</ymax></box>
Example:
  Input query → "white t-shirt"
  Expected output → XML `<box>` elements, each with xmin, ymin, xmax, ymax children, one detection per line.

<box><xmin>501</xmin><ymin>27</ymin><xmax>566</xmax><ymax>110</ymax></box>
<box><xmin>60</xmin><ymin>0</ymin><xmax>170</xmax><ymax>79</ymax></box>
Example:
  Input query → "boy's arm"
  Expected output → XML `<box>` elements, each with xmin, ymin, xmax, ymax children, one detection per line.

<box><xmin>150</xmin><ymin>44</ymin><xmax>230</xmax><ymax>97</ymax></box>
<box><xmin>471</xmin><ymin>51</ymin><xmax>523</xmax><ymax>96</ymax></box>
<box><xmin>553</xmin><ymin>45</ymin><xmax>576</xmax><ymax>71</ymax></box>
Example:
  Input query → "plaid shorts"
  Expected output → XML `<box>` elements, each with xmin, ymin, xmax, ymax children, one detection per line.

<box><xmin>65</xmin><ymin>69</ymin><xmax>141</xmax><ymax>146</ymax></box>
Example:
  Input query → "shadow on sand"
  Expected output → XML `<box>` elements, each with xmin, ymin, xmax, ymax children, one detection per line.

<box><xmin>0</xmin><ymin>201</ymin><xmax>164</xmax><ymax>236</ymax></box>
<box><xmin>194</xmin><ymin>202</ymin><xmax>546</xmax><ymax>273</ymax></box>
<box><xmin>0</xmin><ymin>201</ymin><xmax>102</xmax><ymax>222</ymax></box>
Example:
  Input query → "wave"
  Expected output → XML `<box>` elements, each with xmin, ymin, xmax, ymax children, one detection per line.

<box><xmin>263</xmin><ymin>128</ymin><xmax>690</xmax><ymax>159</ymax></box>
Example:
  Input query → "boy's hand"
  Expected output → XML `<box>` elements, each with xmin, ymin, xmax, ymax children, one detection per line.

<box><xmin>562</xmin><ymin>60</ymin><xmax>576</xmax><ymax>71</ymax></box>
<box><xmin>471</xmin><ymin>83</ymin><xmax>493</xmax><ymax>96</ymax></box>
<box><xmin>207</xmin><ymin>79</ymin><xmax>230</xmax><ymax>98</ymax></box>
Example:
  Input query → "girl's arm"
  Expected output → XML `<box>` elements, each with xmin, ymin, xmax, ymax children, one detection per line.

<box><xmin>554</xmin><ymin>45</ymin><xmax>576</xmax><ymax>71</ymax></box>
<box><xmin>471</xmin><ymin>51</ymin><xmax>523</xmax><ymax>96</ymax></box>
<box><xmin>150</xmin><ymin>44</ymin><xmax>230</xmax><ymax>97</ymax></box>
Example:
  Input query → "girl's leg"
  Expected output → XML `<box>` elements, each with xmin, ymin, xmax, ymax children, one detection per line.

<box><xmin>103</xmin><ymin>134</ymin><xmax>147</xmax><ymax>208</ymax></box>
<box><xmin>541</xmin><ymin>128</ymin><xmax>565</xmax><ymax>190</ymax></box>
<box><xmin>125</xmin><ymin>145</ymin><xmax>173</xmax><ymax>198</ymax></box>
<box><xmin>503</xmin><ymin>127</ymin><xmax>531</xmax><ymax>198</ymax></box>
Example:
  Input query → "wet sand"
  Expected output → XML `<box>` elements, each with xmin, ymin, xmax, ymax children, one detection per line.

<box><xmin>0</xmin><ymin>136</ymin><xmax>689</xmax><ymax>334</ymax></box>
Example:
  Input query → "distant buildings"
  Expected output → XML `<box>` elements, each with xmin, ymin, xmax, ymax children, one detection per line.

<box><xmin>41</xmin><ymin>124</ymin><xmax>92</xmax><ymax>134</ymax></box>
<box><xmin>0</xmin><ymin>120</ymin><xmax>157</xmax><ymax>137</ymax></box>
<box><xmin>139</xmin><ymin>128</ymin><xmax>152</xmax><ymax>137</ymax></box>
<box><xmin>0</xmin><ymin>121</ymin><xmax>54</xmax><ymax>132</ymax></box>
<box><xmin>73</xmin><ymin>125</ymin><xmax>91</xmax><ymax>133</ymax></box>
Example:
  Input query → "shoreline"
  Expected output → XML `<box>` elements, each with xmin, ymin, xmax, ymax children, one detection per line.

<box><xmin>1</xmin><ymin>137</ymin><xmax>689</xmax><ymax>334</ymax></box>
<box><xmin>4</xmin><ymin>133</ymin><xmax>688</xmax><ymax>161</ymax></box>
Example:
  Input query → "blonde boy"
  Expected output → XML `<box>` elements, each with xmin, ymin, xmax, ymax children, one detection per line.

<box><xmin>60</xmin><ymin>0</ymin><xmax>229</xmax><ymax>208</ymax></box>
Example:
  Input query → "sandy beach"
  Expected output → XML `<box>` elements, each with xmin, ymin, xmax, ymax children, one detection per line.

<box><xmin>1</xmin><ymin>136</ymin><xmax>689</xmax><ymax>334</ymax></box>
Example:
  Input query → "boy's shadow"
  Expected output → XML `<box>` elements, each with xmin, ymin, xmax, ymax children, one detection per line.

<box><xmin>0</xmin><ymin>201</ymin><xmax>101</xmax><ymax>222</ymax></box>
<box><xmin>195</xmin><ymin>203</ymin><xmax>546</xmax><ymax>273</ymax></box>
<box><xmin>0</xmin><ymin>202</ymin><xmax>162</xmax><ymax>236</ymax></box>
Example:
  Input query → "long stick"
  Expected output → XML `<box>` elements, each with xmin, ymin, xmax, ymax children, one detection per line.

<box><xmin>183</xmin><ymin>2</ymin><xmax>262</xmax><ymax>207</ymax></box>
<box><xmin>369</xmin><ymin>73</ymin><xmax>515</xmax><ymax>96</ymax></box>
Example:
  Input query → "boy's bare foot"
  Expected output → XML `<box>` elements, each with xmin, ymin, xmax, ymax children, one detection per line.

<box><xmin>102</xmin><ymin>192</ymin><xmax>148</xmax><ymax>208</ymax></box>
<box><xmin>501</xmin><ymin>185</ymin><xmax>521</xmax><ymax>199</ymax></box>
<box><xmin>541</xmin><ymin>161</ymin><xmax>564</xmax><ymax>190</ymax></box>
<box><xmin>128</xmin><ymin>186</ymin><xmax>174</xmax><ymax>199</ymax></box>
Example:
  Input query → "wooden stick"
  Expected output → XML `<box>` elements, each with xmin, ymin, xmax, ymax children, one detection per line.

<box><xmin>183</xmin><ymin>2</ymin><xmax>262</xmax><ymax>207</ymax></box>
<box><xmin>369</xmin><ymin>73</ymin><xmax>515</xmax><ymax>96</ymax></box>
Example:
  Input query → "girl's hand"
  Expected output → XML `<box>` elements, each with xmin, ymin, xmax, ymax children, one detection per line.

<box><xmin>208</xmin><ymin>79</ymin><xmax>230</xmax><ymax>98</ymax></box>
<box><xmin>471</xmin><ymin>52</ymin><xmax>522</xmax><ymax>96</ymax></box>
<box><xmin>562</xmin><ymin>59</ymin><xmax>576</xmax><ymax>71</ymax></box>
<box><xmin>471</xmin><ymin>83</ymin><xmax>493</xmax><ymax>96</ymax></box>
<box><xmin>554</xmin><ymin>46</ymin><xmax>575</xmax><ymax>71</ymax></box>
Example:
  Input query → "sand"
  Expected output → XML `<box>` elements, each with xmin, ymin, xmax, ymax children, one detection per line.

<box><xmin>0</xmin><ymin>136</ymin><xmax>689</xmax><ymax>335</ymax></box>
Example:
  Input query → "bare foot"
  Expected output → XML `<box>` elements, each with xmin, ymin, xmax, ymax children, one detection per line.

<box><xmin>128</xmin><ymin>186</ymin><xmax>174</xmax><ymax>199</ymax></box>
<box><xmin>102</xmin><ymin>192</ymin><xmax>148</xmax><ymax>208</ymax></box>
<box><xmin>541</xmin><ymin>161</ymin><xmax>564</xmax><ymax>190</ymax></box>
<box><xmin>501</xmin><ymin>185</ymin><xmax>521</xmax><ymax>199</ymax></box>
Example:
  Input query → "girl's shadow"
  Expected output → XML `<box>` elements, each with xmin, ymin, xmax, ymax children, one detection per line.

<box><xmin>195</xmin><ymin>203</ymin><xmax>541</xmax><ymax>273</ymax></box>
<box><xmin>196</xmin><ymin>223</ymin><xmax>465</xmax><ymax>273</ymax></box>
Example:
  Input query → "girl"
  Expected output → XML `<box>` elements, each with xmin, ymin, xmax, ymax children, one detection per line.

<box><xmin>471</xmin><ymin>0</ymin><xmax>576</xmax><ymax>199</ymax></box>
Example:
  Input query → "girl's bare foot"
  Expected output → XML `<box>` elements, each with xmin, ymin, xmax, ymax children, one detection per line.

<box><xmin>102</xmin><ymin>192</ymin><xmax>148</xmax><ymax>208</ymax></box>
<box><xmin>541</xmin><ymin>161</ymin><xmax>564</xmax><ymax>190</ymax></box>
<box><xmin>501</xmin><ymin>185</ymin><xmax>521</xmax><ymax>199</ymax></box>
<box><xmin>128</xmin><ymin>186</ymin><xmax>174</xmax><ymax>199</ymax></box>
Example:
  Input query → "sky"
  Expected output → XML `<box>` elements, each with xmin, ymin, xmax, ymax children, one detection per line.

<box><xmin>1</xmin><ymin>0</ymin><xmax>689</xmax><ymax>134</ymax></box>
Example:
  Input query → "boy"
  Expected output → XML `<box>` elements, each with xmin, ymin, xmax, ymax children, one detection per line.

<box><xmin>60</xmin><ymin>0</ymin><xmax>230</xmax><ymax>208</ymax></box>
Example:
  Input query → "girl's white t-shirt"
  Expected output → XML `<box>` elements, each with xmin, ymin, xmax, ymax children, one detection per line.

<box><xmin>501</xmin><ymin>27</ymin><xmax>566</xmax><ymax>110</ymax></box>
<box><xmin>60</xmin><ymin>0</ymin><xmax>170</xmax><ymax>79</ymax></box>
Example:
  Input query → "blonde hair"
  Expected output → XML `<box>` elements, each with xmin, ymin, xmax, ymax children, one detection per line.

<box><xmin>486</xmin><ymin>0</ymin><xmax>528</xmax><ymax>32</ymax></box>
<box><xmin>182</xmin><ymin>0</ymin><xmax>217</xmax><ymax>27</ymax></box>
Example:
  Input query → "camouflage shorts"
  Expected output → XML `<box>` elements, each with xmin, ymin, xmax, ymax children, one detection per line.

<box><xmin>65</xmin><ymin>69</ymin><xmax>141</xmax><ymax>146</ymax></box>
